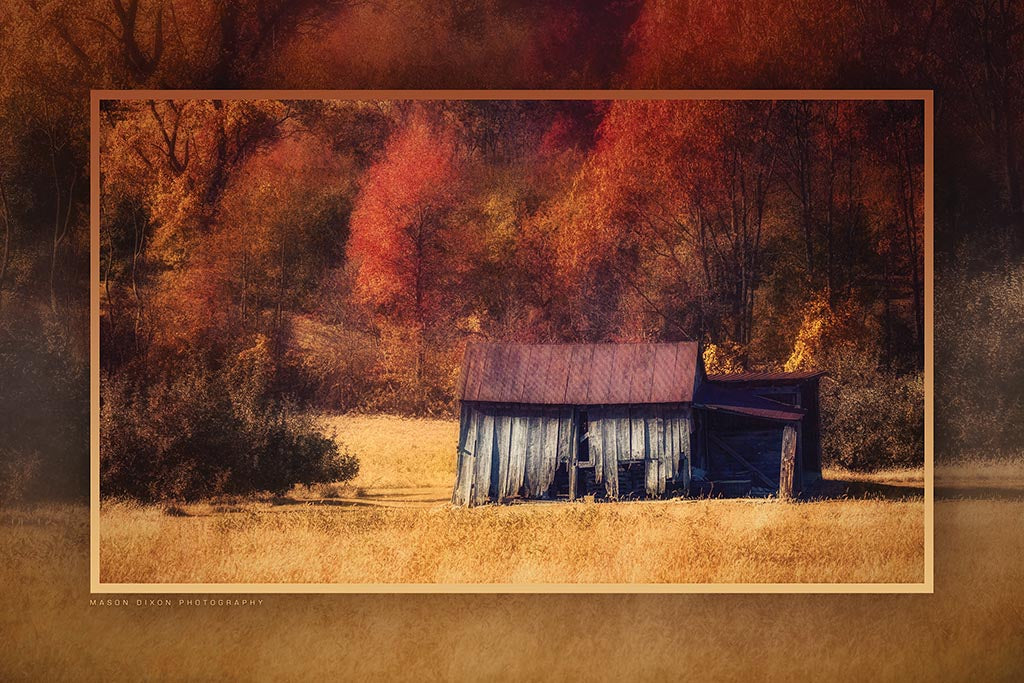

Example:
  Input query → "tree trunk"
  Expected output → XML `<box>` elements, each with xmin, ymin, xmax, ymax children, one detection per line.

<box><xmin>130</xmin><ymin>209</ymin><xmax>146</xmax><ymax>351</ymax></box>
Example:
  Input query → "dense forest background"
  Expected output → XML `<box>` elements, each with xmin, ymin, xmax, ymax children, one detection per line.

<box><xmin>98</xmin><ymin>98</ymin><xmax>924</xmax><ymax>498</ymax></box>
<box><xmin>0</xmin><ymin>0</ymin><xmax>1019</xmax><ymax>503</ymax></box>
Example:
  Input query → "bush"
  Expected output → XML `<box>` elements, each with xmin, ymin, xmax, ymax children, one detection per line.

<box><xmin>782</xmin><ymin>293</ymin><xmax>924</xmax><ymax>470</ymax></box>
<box><xmin>820</xmin><ymin>353</ymin><xmax>925</xmax><ymax>470</ymax></box>
<box><xmin>100</xmin><ymin>355</ymin><xmax>358</xmax><ymax>502</ymax></box>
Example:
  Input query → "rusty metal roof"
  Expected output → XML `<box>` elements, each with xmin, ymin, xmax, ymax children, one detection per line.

<box><xmin>458</xmin><ymin>341</ymin><xmax>701</xmax><ymax>405</ymax></box>
<box><xmin>706</xmin><ymin>370</ymin><xmax>825</xmax><ymax>384</ymax></box>
<box><xmin>695</xmin><ymin>382</ymin><xmax>806</xmax><ymax>422</ymax></box>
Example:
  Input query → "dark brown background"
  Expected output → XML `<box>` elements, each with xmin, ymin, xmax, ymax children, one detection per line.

<box><xmin>1</xmin><ymin>2</ymin><xmax>1021</xmax><ymax>679</ymax></box>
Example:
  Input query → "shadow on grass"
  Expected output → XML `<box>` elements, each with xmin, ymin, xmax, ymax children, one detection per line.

<box><xmin>174</xmin><ymin>481</ymin><xmax>1024</xmax><ymax>510</ymax></box>
<box><xmin>268</xmin><ymin>498</ymin><xmax>381</xmax><ymax>508</ymax></box>
<box><xmin>808</xmin><ymin>479</ymin><xmax>924</xmax><ymax>501</ymax></box>
<box><xmin>267</xmin><ymin>495</ymin><xmax>448</xmax><ymax>508</ymax></box>
<box><xmin>810</xmin><ymin>479</ymin><xmax>1024</xmax><ymax>502</ymax></box>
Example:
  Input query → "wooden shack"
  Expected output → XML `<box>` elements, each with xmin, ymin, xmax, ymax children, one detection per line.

<box><xmin>451</xmin><ymin>342</ymin><xmax>822</xmax><ymax>506</ymax></box>
<box><xmin>701</xmin><ymin>370</ymin><xmax>824</xmax><ymax>496</ymax></box>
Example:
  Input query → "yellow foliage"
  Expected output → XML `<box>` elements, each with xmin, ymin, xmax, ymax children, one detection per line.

<box><xmin>703</xmin><ymin>341</ymin><xmax>745</xmax><ymax>374</ymax></box>
<box><xmin>785</xmin><ymin>295</ymin><xmax>834</xmax><ymax>372</ymax></box>
<box><xmin>785</xmin><ymin>294</ymin><xmax>875</xmax><ymax>372</ymax></box>
<box><xmin>458</xmin><ymin>314</ymin><xmax>483</xmax><ymax>334</ymax></box>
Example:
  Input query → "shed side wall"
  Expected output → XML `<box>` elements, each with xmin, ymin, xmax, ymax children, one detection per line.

<box><xmin>454</xmin><ymin>402</ymin><xmax>693</xmax><ymax>505</ymax></box>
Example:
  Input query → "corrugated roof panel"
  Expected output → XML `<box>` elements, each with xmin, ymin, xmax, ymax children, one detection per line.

<box><xmin>478</xmin><ymin>343</ymin><xmax>498</xmax><ymax>401</ymax></box>
<box><xmin>622</xmin><ymin>344</ymin><xmax>651</xmax><ymax>403</ymax></box>
<box><xmin>511</xmin><ymin>345</ymin><xmax>536</xmax><ymax>403</ymax></box>
<box><xmin>541</xmin><ymin>345</ymin><xmax>572</xmax><ymax>404</ymax></box>
<box><xmin>619</xmin><ymin>344</ymin><xmax>638</xmax><ymax>403</ymax></box>
<box><xmin>586</xmin><ymin>345</ymin><xmax>616</xmax><ymax>404</ymax></box>
<box><xmin>523</xmin><ymin>345</ymin><xmax>557</xmax><ymax>404</ymax></box>
<box><xmin>457</xmin><ymin>342</ymin><xmax>701</xmax><ymax>405</ymax></box>
<box><xmin>650</xmin><ymin>343</ymin><xmax>682</xmax><ymax>403</ymax></box>
<box><xmin>455</xmin><ymin>344</ymin><xmax>471</xmax><ymax>400</ymax></box>
<box><xmin>676</xmin><ymin>342</ymin><xmax>699</xmax><ymax>401</ymax></box>
<box><xmin>639</xmin><ymin>345</ymin><xmax>661</xmax><ymax>403</ymax></box>
<box><xmin>707</xmin><ymin>370</ymin><xmax>825</xmax><ymax>383</ymax></box>
<box><xmin>497</xmin><ymin>344</ymin><xmax>523</xmax><ymax>402</ymax></box>
<box><xmin>564</xmin><ymin>344</ymin><xmax>594</xmax><ymax>403</ymax></box>
<box><xmin>603</xmin><ymin>345</ymin><xmax>632</xmax><ymax>403</ymax></box>
<box><xmin>461</xmin><ymin>343</ymin><xmax>485</xmax><ymax>401</ymax></box>
<box><xmin>475</xmin><ymin>343</ymin><xmax>509</xmax><ymax>403</ymax></box>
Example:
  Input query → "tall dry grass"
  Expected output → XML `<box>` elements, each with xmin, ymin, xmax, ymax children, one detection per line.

<box><xmin>99</xmin><ymin>495</ymin><xmax>924</xmax><ymax>584</ymax></box>
<box><xmin>3</xmin><ymin>490</ymin><xmax>1022</xmax><ymax>680</ymax></box>
<box><xmin>320</xmin><ymin>413</ymin><xmax>458</xmax><ymax>490</ymax></box>
<box><xmin>92</xmin><ymin>414</ymin><xmax>927</xmax><ymax>585</ymax></box>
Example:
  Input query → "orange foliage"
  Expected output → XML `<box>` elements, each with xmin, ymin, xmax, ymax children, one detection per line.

<box><xmin>347</xmin><ymin>109</ymin><xmax>461</xmax><ymax>324</ymax></box>
<box><xmin>97</xmin><ymin>97</ymin><xmax>925</xmax><ymax>416</ymax></box>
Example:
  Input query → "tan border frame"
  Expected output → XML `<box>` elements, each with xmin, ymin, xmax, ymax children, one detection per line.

<box><xmin>91</xmin><ymin>89</ymin><xmax>934</xmax><ymax>594</ymax></box>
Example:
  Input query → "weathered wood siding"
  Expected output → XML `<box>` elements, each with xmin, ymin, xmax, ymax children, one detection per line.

<box><xmin>453</xmin><ymin>402</ymin><xmax>691</xmax><ymax>505</ymax></box>
<box><xmin>586</xmin><ymin>404</ymin><xmax>691</xmax><ymax>498</ymax></box>
<box><xmin>453</xmin><ymin>403</ymin><xmax>575</xmax><ymax>505</ymax></box>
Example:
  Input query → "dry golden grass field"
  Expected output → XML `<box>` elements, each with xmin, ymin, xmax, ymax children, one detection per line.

<box><xmin>95</xmin><ymin>414</ymin><xmax>927</xmax><ymax>585</ymax></box>
<box><xmin>3</xmin><ymin>464</ymin><xmax>1023</xmax><ymax>680</ymax></box>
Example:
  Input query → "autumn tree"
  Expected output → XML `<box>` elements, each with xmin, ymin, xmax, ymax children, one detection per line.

<box><xmin>553</xmin><ymin>100</ymin><xmax>782</xmax><ymax>350</ymax></box>
<box><xmin>346</xmin><ymin>108</ymin><xmax>468</xmax><ymax>405</ymax></box>
<box><xmin>99</xmin><ymin>99</ymin><xmax>292</xmax><ymax>370</ymax></box>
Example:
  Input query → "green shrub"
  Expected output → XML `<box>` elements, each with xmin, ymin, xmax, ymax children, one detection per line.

<box><xmin>100</xmin><ymin>358</ymin><xmax>358</xmax><ymax>502</ymax></box>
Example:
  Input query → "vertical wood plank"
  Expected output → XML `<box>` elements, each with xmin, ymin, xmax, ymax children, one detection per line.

<box><xmin>452</xmin><ymin>438</ymin><xmax>467</xmax><ymax>506</ymax></box>
<box><xmin>524</xmin><ymin>412</ymin><xmax>544</xmax><ymax>497</ymax></box>
<box><xmin>568</xmin><ymin>408</ymin><xmax>578</xmax><ymax>501</ymax></box>
<box><xmin>461</xmin><ymin>407</ymin><xmax>481</xmax><ymax>506</ymax></box>
<box><xmin>680</xmin><ymin>411</ymin><xmax>692</xmax><ymax>495</ymax></box>
<box><xmin>473</xmin><ymin>410</ymin><xmax>495</xmax><ymax>505</ymax></box>
<box><xmin>509</xmin><ymin>412</ymin><xmax>528</xmax><ymax>497</ymax></box>
<box><xmin>653</xmin><ymin>407</ymin><xmax>667</xmax><ymax>479</ymax></box>
<box><xmin>602</xmin><ymin>410</ymin><xmax>619</xmax><ymax>498</ymax></box>
<box><xmin>457</xmin><ymin>402</ymin><xmax>471</xmax><ymax>452</ymax></box>
<box><xmin>630</xmin><ymin>407</ymin><xmax>645</xmax><ymax>461</ymax></box>
<box><xmin>665</xmin><ymin>411</ymin><xmax>675</xmax><ymax>480</ymax></box>
<box><xmin>779</xmin><ymin>423</ymin><xmax>798</xmax><ymax>500</ymax></box>
<box><xmin>614</xmin><ymin>406</ymin><xmax>630</xmax><ymax>463</ymax></box>
<box><xmin>452</xmin><ymin>403</ymin><xmax>468</xmax><ymax>505</ymax></box>
<box><xmin>670</xmin><ymin>412</ymin><xmax>682</xmax><ymax>473</ymax></box>
<box><xmin>494</xmin><ymin>412</ymin><xmax>512</xmax><ymax>501</ymax></box>
<box><xmin>555</xmin><ymin>407</ymin><xmax>570</xmax><ymax>464</ymax></box>
<box><xmin>542</xmin><ymin>407</ymin><xmax>560</xmax><ymax>496</ymax></box>
<box><xmin>590</xmin><ymin>408</ymin><xmax>604</xmax><ymax>485</ymax></box>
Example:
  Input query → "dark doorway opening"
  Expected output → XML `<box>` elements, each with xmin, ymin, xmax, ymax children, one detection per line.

<box><xmin>577</xmin><ymin>410</ymin><xmax>590</xmax><ymax>465</ymax></box>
